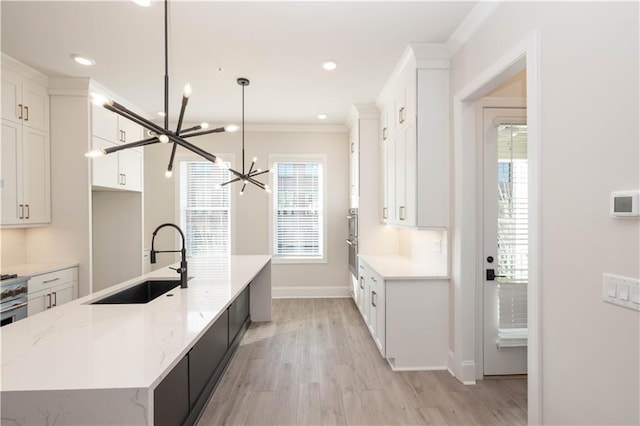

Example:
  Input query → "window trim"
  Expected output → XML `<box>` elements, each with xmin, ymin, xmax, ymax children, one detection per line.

<box><xmin>174</xmin><ymin>152</ymin><xmax>236</xmax><ymax>257</ymax></box>
<box><xmin>268</xmin><ymin>154</ymin><xmax>328</xmax><ymax>264</ymax></box>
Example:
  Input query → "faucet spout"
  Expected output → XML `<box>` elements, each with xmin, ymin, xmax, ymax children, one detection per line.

<box><xmin>150</xmin><ymin>223</ymin><xmax>188</xmax><ymax>288</ymax></box>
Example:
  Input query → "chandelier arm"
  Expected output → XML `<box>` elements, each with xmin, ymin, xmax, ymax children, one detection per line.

<box><xmin>247</xmin><ymin>159</ymin><xmax>255</xmax><ymax>175</ymax></box>
<box><xmin>175</xmin><ymin>96</ymin><xmax>188</xmax><ymax>134</ymax></box>
<box><xmin>180</xmin><ymin>127</ymin><xmax>226</xmax><ymax>138</ymax></box>
<box><xmin>248</xmin><ymin>169</ymin><xmax>270</xmax><ymax>178</ymax></box>
<box><xmin>246</xmin><ymin>177</ymin><xmax>266</xmax><ymax>189</ymax></box>
<box><xmin>220</xmin><ymin>177</ymin><xmax>242</xmax><ymax>187</ymax></box>
<box><xmin>102</xmin><ymin>136</ymin><xmax>160</xmax><ymax>154</ymax></box>
<box><xmin>240</xmin><ymin>183</ymin><xmax>247</xmax><ymax>194</ymax></box>
<box><xmin>167</xmin><ymin>143</ymin><xmax>178</xmax><ymax>173</ymax></box>
<box><xmin>178</xmin><ymin>124</ymin><xmax>203</xmax><ymax>135</ymax></box>
<box><xmin>105</xmin><ymin>102</ymin><xmax>169</xmax><ymax>136</ymax></box>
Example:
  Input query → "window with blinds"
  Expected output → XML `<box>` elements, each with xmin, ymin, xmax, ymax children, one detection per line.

<box><xmin>272</xmin><ymin>161</ymin><xmax>324</xmax><ymax>259</ymax></box>
<box><xmin>496</xmin><ymin>123</ymin><xmax>528</xmax><ymax>347</ymax></box>
<box><xmin>179</xmin><ymin>160</ymin><xmax>231</xmax><ymax>257</ymax></box>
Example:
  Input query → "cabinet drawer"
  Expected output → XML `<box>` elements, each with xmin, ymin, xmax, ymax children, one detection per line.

<box><xmin>28</xmin><ymin>267</ymin><xmax>77</xmax><ymax>294</ymax></box>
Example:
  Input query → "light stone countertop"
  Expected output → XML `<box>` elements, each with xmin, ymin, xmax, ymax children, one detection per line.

<box><xmin>0</xmin><ymin>255</ymin><xmax>271</xmax><ymax>393</ymax></box>
<box><xmin>1</xmin><ymin>262</ymin><xmax>80</xmax><ymax>278</ymax></box>
<box><xmin>358</xmin><ymin>254</ymin><xmax>449</xmax><ymax>280</ymax></box>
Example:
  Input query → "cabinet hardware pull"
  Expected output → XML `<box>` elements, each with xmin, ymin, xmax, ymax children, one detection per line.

<box><xmin>52</xmin><ymin>291</ymin><xmax>57</xmax><ymax>307</ymax></box>
<box><xmin>43</xmin><ymin>277</ymin><xmax>60</xmax><ymax>284</ymax></box>
<box><xmin>24</xmin><ymin>106</ymin><xmax>29</xmax><ymax>121</ymax></box>
<box><xmin>18</xmin><ymin>104</ymin><xmax>23</xmax><ymax>120</ymax></box>
<box><xmin>360</xmin><ymin>277</ymin><xmax>364</xmax><ymax>289</ymax></box>
<box><xmin>46</xmin><ymin>294</ymin><xmax>51</xmax><ymax>309</ymax></box>
<box><xmin>19</xmin><ymin>204</ymin><xmax>24</xmax><ymax>219</ymax></box>
<box><xmin>399</xmin><ymin>107</ymin><xmax>405</xmax><ymax>124</ymax></box>
<box><xmin>399</xmin><ymin>206</ymin><xmax>405</xmax><ymax>220</ymax></box>
<box><xmin>383</xmin><ymin>207</ymin><xmax>388</xmax><ymax>219</ymax></box>
<box><xmin>371</xmin><ymin>290</ymin><xmax>377</xmax><ymax>307</ymax></box>
<box><xmin>25</xmin><ymin>204</ymin><xmax>30</xmax><ymax>219</ymax></box>
<box><xmin>123</xmin><ymin>174</ymin><xmax>126</xmax><ymax>186</ymax></box>
<box><xmin>382</xmin><ymin>127</ymin><xmax>388</xmax><ymax>140</ymax></box>
<box><xmin>122</xmin><ymin>130</ymin><xmax>126</xmax><ymax>143</ymax></box>
<box><xmin>0</xmin><ymin>302</ymin><xmax>28</xmax><ymax>314</ymax></box>
<box><xmin>350</xmin><ymin>143</ymin><xmax>354</xmax><ymax>153</ymax></box>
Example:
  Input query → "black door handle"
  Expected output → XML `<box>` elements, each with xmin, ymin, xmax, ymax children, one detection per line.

<box><xmin>486</xmin><ymin>269</ymin><xmax>507</xmax><ymax>281</ymax></box>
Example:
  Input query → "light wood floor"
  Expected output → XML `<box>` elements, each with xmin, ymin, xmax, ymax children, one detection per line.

<box><xmin>198</xmin><ymin>298</ymin><xmax>527</xmax><ymax>425</ymax></box>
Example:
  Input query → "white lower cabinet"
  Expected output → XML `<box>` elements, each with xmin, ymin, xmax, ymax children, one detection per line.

<box><xmin>27</xmin><ymin>267</ymin><xmax>78</xmax><ymax>316</ymax></box>
<box><xmin>357</xmin><ymin>257</ymin><xmax>448</xmax><ymax>370</ymax></box>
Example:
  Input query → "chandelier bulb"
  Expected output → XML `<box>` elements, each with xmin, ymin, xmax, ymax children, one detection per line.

<box><xmin>183</xmin><ymin>83</ymin><xmax>192</xmax><ymax>98</ymax></box>
<box><xmin>214</xmin><ymin>183</ymin><xmax>222</xmax><ymax>190</ymax></box>
<box><xmin>252</xmin><ymin>157</ymin><xmax>258</xmax><ymax>163</ymax></box>
<box><xmin>200</xmin><ymin>122</ymin><xmax>210</xmax><ymax>129</ymax></box>
<box><xmin>225</xmin><ymin>124</ymin><xmax>239</xmax><ymax>133</ymax></box>
<box><xmin>239</xmin><ymin>191</ymin><xmax>244</xmax><ymax>196</ymax></box>
<box><xmin>90</xmin><ymin>93</ymin><xmax>111</xmax><ymax>107</ymax></box>
<box><xmin>159</xmin><ymin>134</ymin><xmax>169</xmax><ymax>143</ymax></box>
<box><xmin>164</xmin><ymin>170</ymin><xmax>173</xmax><ymax>178</ymax></box>
<box><xmin>256</xmin><ymin>168</ymin><xmax>262</xmax><ymax>173</ymax></box>
<box><xmin>84</xmin><ymin>149</ymin><xmax>106</xmax><ymax>158</ymax></box>
<box><xmin>265</xmin><ymin>188</ymin><xmax>272</xmax><ymax>194</ymax></box>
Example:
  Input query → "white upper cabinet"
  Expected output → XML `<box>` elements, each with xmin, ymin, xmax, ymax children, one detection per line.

<box><xmin>2</xmin><ymin>67</ymin><xmax>49</xmax><ymax>132</ymax></box>
<box><xmin>91</xmin><ymin>103</ymin><xmax>143</xmax><ymax>192</ymax></box>
<box><xmin>376</xmin><ymin>47</ymin><xmax>450</xmax><ymax>229</ymax></box>
<box><xmin>1</xmin><ymin>55</ymin><xmax>51</xmax><ymax>227</ymax></box>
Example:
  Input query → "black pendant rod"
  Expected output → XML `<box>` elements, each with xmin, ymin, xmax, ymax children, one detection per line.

<box><xmin>163</xmin><ymin>0</ymin><xmax>169</xmax><ymax>130</ymax></box>
<box><xmin>242</xmin><ymin>82</ymin><xmax>245</xmax><ymax>174</ymax></box>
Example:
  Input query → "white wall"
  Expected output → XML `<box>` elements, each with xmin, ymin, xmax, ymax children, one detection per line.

<box><xmin>398</xmin><ymin>229</ymin><xmax>448</xmax><ymax>275</ymax></box>
<box><xmin>0</xmin><ymin>228</ymin><xmax>27</xmax><ymax>267</ymax></box>
<box><xmin>92</xmin><ymin>191</ymin><xmax>143</xmax><ymax>292</ymax></box>
<box><xmin>451</xmin><ymin>2</ymin><xmax>639</xmax><ymax>424</ymax></box>
<box><xmin>144</xmin><ymin>128</ymin><xmax>350</xmax><ymax>296</ymax></box>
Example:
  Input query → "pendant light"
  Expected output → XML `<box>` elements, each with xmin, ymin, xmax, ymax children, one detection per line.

<box><xmin>218</xmin><ymin>78</ymin><xmax>271</xmax><ymax>195</ymax></box>
<box><xmin>85</xmin><ymin>0</ymin><xmax>249</xmax><ymax>185</ymax></box>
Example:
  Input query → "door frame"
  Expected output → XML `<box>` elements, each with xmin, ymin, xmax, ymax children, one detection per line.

<box><xmin>451</xmin><ymin>29</ymin><xmax>542</xmax><ymax>424</ymax></box>
<box><xmin>476</xmin><ymin>101</ymin><xmax>527</xmax><ymax>377</ymax></box>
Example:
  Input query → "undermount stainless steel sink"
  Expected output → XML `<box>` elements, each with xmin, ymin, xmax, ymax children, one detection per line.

<box><xmin>91</xmin><ymin>280</ymin><xmax>181</xmax><ymax>305</ymax></box>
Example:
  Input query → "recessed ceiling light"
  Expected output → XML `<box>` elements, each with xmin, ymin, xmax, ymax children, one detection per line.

<box><xmin>71</xmin><ymin>54</ymin><xmax>95</xmax><ymax>66</ymax></box>
<box><xmin>317</xmin><ymin>114</ymin><xmax>328</xmax><ymax>120</ymax></box>
<box><xmin>321</xmin><ymin>61</ymin><xmax>338</xmax><ymax>71</ymax></box>
<box><xmin>132</xmin><ymin>0</ymin><xmax>151</xmax><ymax>7</ymax></box>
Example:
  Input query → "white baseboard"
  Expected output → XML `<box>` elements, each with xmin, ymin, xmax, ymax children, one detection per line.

<box><xmin>447</xmin><ymin>351</ymin><xmax>477</xmax><ymax>385</ymax></box>
<box><xmin>272</xmin><ymin>286</ymin><xmax>350</xmax><ymax>299</ymax></box>
<box><xmin>460</xmin><ymin>360</ymin><xmax>477</xmax><ymax>384</ymax></box>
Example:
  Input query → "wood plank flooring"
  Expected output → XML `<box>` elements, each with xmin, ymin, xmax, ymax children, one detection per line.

<box><xmin>198</xmin><ymin>298</ymin><xmax>527</xmax><ymax>426</ymax></box>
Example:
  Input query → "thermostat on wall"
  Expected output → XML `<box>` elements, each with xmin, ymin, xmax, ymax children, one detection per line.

<box><xmin>610</xmin><ymin>190</ymin><xmax>640</xmax><ymax>217</ymax></box>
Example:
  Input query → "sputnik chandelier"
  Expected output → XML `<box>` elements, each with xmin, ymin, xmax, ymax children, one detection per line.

<box><xmin>219</xmin><ymin>78</ymin><xmax>270</xmax><ymax>195</ymax></box>
<box><xmin>85</xmin><ymin>0</ymin><xmax>270</xmax><ymax>194</ymax></box>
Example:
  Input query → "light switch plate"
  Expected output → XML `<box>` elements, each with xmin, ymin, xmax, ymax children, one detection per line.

<box><xmin>603</xmin><ymin>273</ymin><xmax>640</xmax><ymax>311</ymax></box>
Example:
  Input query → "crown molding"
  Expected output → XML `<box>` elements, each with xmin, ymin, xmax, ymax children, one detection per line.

<box><xmin>446</xmin><ymin>1</ymin><xmax>503</xmax><ymax>56</ymax></box>
<box><xmin>1</xmin><ymin>53</ymin><xmax>48</xmax><ymax>87</ymax></box>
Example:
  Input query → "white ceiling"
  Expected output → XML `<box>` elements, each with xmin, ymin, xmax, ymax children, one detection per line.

<box><xmin>1</xmin><ymin>1</ymin><xmax>476</xmax><ymax>127</ymax></box>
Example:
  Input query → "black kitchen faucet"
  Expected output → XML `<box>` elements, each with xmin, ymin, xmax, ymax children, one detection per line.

<box><xmin>150</xmin><ymin>223</ymin><xmax>188</xmax><ymax>288</ymax></box>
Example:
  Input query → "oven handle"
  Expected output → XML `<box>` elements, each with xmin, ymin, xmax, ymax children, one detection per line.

<box><xmin>346</xmin><ymin>215</ymin><xmax>355</xmax><ymax>219</ymax></box>
<box><xmin>1</xmin><ymin>302</ymin><xmax>28</xmax><ymax>314</ymax></box>
<box><xmin>345</xmin><ymin>239</ymin><xmax>357</xmax><ymax>247</ymax></box>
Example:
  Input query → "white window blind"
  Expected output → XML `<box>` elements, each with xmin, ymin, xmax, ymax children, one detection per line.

<box><xmin>179</xmin><ymin>160</ymin><xmax>231</xmax><ymax>257</ymax></box>
<box><xmin>272</xmin><ymin>161</ymin><xmax>323</xmax><ymax>259</ymax></box>
<box><xmin>496</xmin><ymin>123</ymin><xmax>528</xmax><ymax>347</ymax></box>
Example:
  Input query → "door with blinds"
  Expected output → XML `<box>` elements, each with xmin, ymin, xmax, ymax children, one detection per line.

<box><xmin>483</xmin><ymin>107</ymin><xmax>528</xmax><ymax>376</ymax></box>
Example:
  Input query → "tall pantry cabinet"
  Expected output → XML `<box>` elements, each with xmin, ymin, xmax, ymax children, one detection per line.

<box><xmin>1</xmin><ymin>54</ymin><xmax>51</xmax><ymax>226</ymax></box>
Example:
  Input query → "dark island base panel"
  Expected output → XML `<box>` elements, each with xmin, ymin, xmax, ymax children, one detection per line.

<box><xmin>154</xmin><ymin>285</ymin><xmax>251</xmax><ymax>426</ymax></box>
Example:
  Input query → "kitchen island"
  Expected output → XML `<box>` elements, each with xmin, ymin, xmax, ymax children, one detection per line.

<box><xmin>1</xmin><ymin>255</ymin><xmax>271</xmax><ymax>425</ymax></box>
